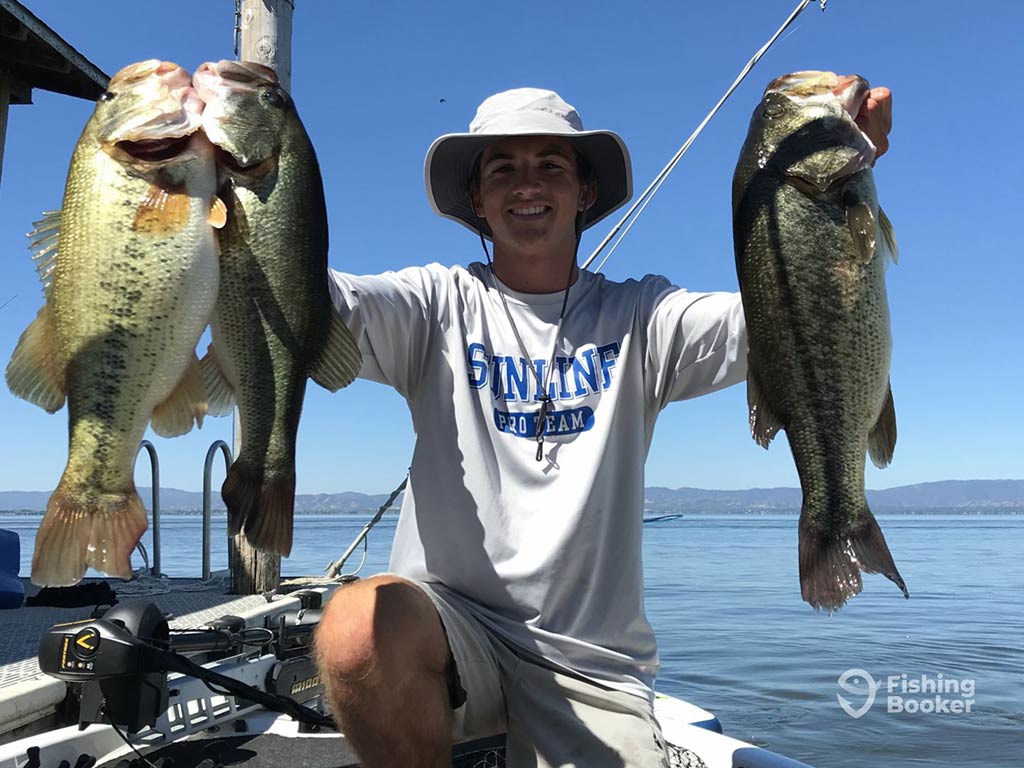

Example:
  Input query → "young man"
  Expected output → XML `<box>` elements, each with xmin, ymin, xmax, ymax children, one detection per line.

<box><xmin>315</xmin><ymin>87</ymin><xmax>893</xmax><ymax>767</ymax></box>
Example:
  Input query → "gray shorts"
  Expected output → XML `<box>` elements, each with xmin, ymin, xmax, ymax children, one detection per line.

<box><xmin>412</xmin><ymin>579</ymin><xmax>668</xmax><ymax>768</ymax></box>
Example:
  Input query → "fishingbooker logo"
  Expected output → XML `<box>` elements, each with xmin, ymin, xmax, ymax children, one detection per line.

<box><xmin>466</xmin><ymin>341</ymin><xmax>619</xmax><ymax>439</ymax></box>
<box><xmin>837</xmin><ymin>669</ymin><xmax>976</xmax><ymax>718</ymax></box>
<box><xmin>836</xmin><ymin>668</ymin><xmax>879</xmax><ymax>718</ymax></box>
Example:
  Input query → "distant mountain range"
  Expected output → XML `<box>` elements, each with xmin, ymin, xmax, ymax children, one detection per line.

<box><xmin>0</xmin><ymin>488</ymin><xmax>391</xmax><ymax>514</ymax></box>
<box><xmin>642</xmin><ymin>480</ymin><xmax>1024</xmax><ymax>512</ymax></box>
<box><xmin>1</xmin><ymin>480</ymin><xmax>1022</xmax><ymax>514</ymax></box>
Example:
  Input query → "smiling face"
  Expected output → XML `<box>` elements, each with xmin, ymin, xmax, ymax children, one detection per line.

<box><xmin>472</xmin><ymin>136</ymin><xmax>593</xmax><ymax>262</ymax></box>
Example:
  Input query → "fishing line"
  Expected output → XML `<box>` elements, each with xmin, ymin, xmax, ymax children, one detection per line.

<box><xmin>324</xmin><ymin>472</ymin><xmax>408</xmax><ymax>578</ymax></box>
<box><xmin>582</xmin><ymin>0</ymin><xmax>827</xmax><ymax>273</ymax></box>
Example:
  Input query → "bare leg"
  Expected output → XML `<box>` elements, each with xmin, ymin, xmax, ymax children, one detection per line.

<box><xmin>314</xmin><ymin>575</ymin><xmax>454</xmax><ymax>768</ymax></box>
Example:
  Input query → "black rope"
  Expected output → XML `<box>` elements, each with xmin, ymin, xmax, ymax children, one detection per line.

<box><xmin>105</xmin><ymin>711</ymin><xmax>159</xmax><ymax>768</ymax></box>
<box><xmin>151</xmin><ymin>647</ymin><xmax>336</xmax><ymax>729</ymax></box>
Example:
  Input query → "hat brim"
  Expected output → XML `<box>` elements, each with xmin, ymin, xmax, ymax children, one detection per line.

<box><xmin>424</xmin><ymin>130</ymin><xmax>632</xmax><ymax>240</ymax></box>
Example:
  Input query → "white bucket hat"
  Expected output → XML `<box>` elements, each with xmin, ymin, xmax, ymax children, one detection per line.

<box><xmin>425</xmin><ymin>88</ymin><xmax>632</xmax><ymax>239</ymax></box>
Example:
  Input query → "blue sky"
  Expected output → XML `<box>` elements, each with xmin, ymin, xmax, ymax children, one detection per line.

<box><xmin>0</xmin><ymin>0</ymin><xmax>1020</xmax><ymax>495</ymax></box>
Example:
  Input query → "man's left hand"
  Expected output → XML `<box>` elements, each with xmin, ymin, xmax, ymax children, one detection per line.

<box><xmin>856</xmin><ymin>87</ymin><xmax>892</xmax><ymax>163</ymax></box>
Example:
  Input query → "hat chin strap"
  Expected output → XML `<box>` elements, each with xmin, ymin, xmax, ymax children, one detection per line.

<box><xmin>473</xmin><ymin>193</ymin><xmax>582</xmax><ymax>464</ymax></box>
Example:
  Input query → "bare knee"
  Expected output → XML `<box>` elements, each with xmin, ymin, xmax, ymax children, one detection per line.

<box><xmin>316</xmin><ymin>577</ymin><xmax>454</xmax><ymax>764</ymax></box>
<box><xmin>314</xmin><ymin>575</ymin><xmax>449</xmax><ymax>686</ymax></box>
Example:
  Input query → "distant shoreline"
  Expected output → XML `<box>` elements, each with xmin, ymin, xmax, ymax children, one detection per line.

<box><xmin>2</xmin><ymin>508</ymin><xmax>1023</xmax><ymax>517</ymax></box>
<box><xmin>6</xmin><ymin>479</ymin><xmax>1022</xmax><ymax>517</ymax></box>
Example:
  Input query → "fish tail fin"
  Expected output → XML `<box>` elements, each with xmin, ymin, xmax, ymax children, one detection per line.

<box><xmin>243</xmin><ymin>472</ymin><xmax>295</xmax><ymax>557</ymax></box>
<box><xmin>222</xmin><ymin>458</ymin><xmax>262</xmax><ymax>537</ymax></box>
<box><xmin>798</xmin><ymin>504</ymin><xmax>908</xmax><ymax>612</ymax></box>
<box><xmin>32</xmin><ymin>482</ymin><xmax>147</xmax><ymax>587</ymax></box>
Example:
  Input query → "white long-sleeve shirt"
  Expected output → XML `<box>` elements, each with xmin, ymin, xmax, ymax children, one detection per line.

<box><xmin>328</xmin><ymin>262</ymin><xmax>746</xmax><ymax>701</ymax></box>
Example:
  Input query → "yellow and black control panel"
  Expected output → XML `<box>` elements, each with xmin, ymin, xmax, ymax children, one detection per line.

<box><xmin>55</xmin><ymin>626</ymin><xmax>101</xmax><ymax>674</ymax></box>
<box><xmin>39</xmin><ymin>615</ymin><xmax>158</xmax><ymax>681</ymax></box>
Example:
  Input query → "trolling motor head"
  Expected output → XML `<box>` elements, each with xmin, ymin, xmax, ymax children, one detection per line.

<box><xmin>39</xmin><ymin>600</ymin><xmax>170</xmax><ymax>732</ymax></box>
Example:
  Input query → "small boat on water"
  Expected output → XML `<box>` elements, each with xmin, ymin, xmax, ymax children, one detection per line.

<box><xmin>643</xmin><ymin>513</ymin><xmax>684</xmax><ymax>524</ymax></box>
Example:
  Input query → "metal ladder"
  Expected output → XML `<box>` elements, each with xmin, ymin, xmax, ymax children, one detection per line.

<box><xmin>136</xmin><ymin>439</ymin><xmax>234</xmax><ymax>580</ymax></box>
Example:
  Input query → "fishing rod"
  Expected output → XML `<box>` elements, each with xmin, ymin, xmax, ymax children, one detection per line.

<box><xmin>324</xmin><ymin>472</ymin><xmax>408</xmax><ymax>578</ymax></box>
<box><xmin>581</xmin><ymin>0</ymin><xmax>829</xmax><ymax>274</ymax></box>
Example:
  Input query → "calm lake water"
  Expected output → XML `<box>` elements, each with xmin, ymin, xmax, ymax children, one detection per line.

<box><xmin>3</xmin><ymin>512</ymin><xmax>1022</xmax><ymax>767</ymax></box>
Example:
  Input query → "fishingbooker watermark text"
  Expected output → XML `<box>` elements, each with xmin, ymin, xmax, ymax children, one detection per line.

<box><xmin>837</xmin><ymin>668</ymin><xmax>976</xmax><ymax>718</ymax></box>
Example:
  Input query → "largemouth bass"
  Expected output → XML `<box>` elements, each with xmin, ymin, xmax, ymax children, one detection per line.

<box><xmin>732</xmin><ymin>71</ymin><xmax>907</xmax><ymax>611</ymax></box>
<box><xmin>5</xmin><ymin>60</ymin><xmax>224</xmax><ymax>586</ymax></box>
<box><xmin>193</xmin><ymin>61</ymin><xmax>361</xmax><ymax>556</ymax></box>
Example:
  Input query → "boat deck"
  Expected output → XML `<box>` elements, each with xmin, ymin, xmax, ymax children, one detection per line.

<box><xmin>0</xmin><ymin>577</ymin><xmax>312</xmax><ymax>737</ymax></box>
<box><xmin>0</xmin><ymin>580</ymin><xmax>814</xmax><ymax>768</ymax></box>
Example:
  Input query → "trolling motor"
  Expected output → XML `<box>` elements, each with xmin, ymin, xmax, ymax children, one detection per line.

<box><xmin>39</xmin><ymin>601</ymin><xmax>170</xmax><ymax>732</ymax></box>
<box><xmin>38</xmin><ymin>597</ymin><xmax>333</xmax><ymax>734</ymax></box>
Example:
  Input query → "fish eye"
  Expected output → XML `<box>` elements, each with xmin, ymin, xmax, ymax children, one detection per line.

<box><xmin>763</xmin><ymin>94</ymin><xmax>787</xmax><ymax>119</ymax></box>
<box><xmin>99</xmin><ymin>91</ymin><xmax>116</xmax><ymax>103</ymax></box>
<box><xmin>259</xmin><ymin>87</ymin><xmax>286</xmax><ymax>108</ymax></box>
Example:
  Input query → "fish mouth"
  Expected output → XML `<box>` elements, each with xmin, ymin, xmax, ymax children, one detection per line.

<box><xmin>832</xmin><ymin>75</ymin><xmax>870</xmax><ymax>119</ymax></box>
<box><xmin>192</xmin><ymin>59</ymin><xmax>280</xmax><ymax>111</ymax></box>
<box><xmin>100</xmin><ymin>60</ymin><xmax>205</xmax><ymax>148</ymax></box>
<box><xmin>213</xmin><ymin>145</ymin><xmax>267</xmax><ymax>174</ymax></box>
<box><xmin>194</xmin><ymin>60</ymin><xmax>279</xmax><ymax>91</ymax></box>
<box><xmin>116</xmin><ymin>135</ymin><xmax>195</xmax><ymax>163</ymax></box>
<box><xmin>108</xmin><ymin>59</ymin><xmax>186</xmax><ymax>89</ymax></box>
<box><xmin>193</xmin><ymin>60</ymin><xmax>284</xmax><ymax>173</ymax></box>
<box><xmin>766</xmin><ymin>70</ymin><xmax>871</xmax><ymax>117</ymax></box>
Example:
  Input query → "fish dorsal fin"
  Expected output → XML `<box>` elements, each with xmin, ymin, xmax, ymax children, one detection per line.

<box><xmin>199</xmin><ymin>343</ymin><xmax>237</xmax><ymax>416</ymax></box>
<box><xmin>747</xmin><ymin>369</ymin><xmax>783</xmax><ymax>448</ymax></box>
<box><xmin>878</xmin><ymin>207</ymin><xmax>899</xmax><ymax>266</ymax></box>
<box><xmin>29</xmin><ymin>210</ymin><xmax>62</xmax><ymax>299</ymax></box>
<box><xmin>309</xmin><ymin>310</ymin><xmax>362</xmax><ymax>392</ymax></box>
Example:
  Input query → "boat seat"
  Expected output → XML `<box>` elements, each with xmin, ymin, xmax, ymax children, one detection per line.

<box><xmin>0</xmin><ymin>529</ymin><xmax>25</xmax><ymax>609</ymax></box>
